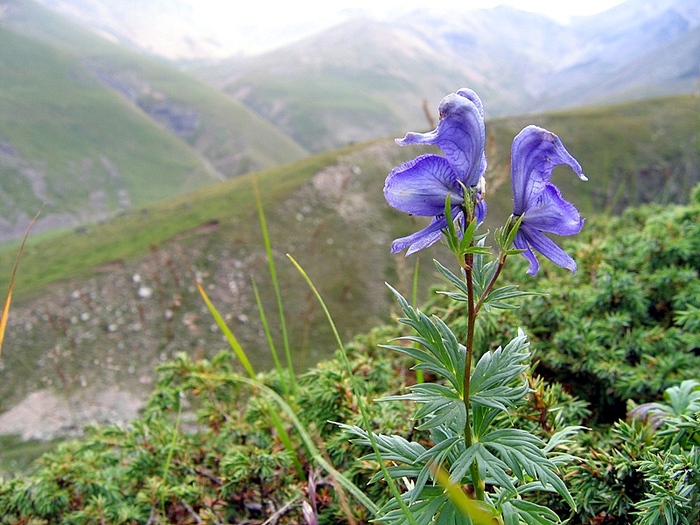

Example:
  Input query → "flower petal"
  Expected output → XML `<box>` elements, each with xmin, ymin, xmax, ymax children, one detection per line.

<box><xmin>456</xmin><ymin>87</ymin><xmax>485</xmax><ymax>118</ymax></box>
<box><xmin>513</xmin><ymin>231</ymin><xmax>540</xmax><ymax>275</ymax></box>
<box><xmin>391</xmin><ymin>216</ymin><xmax>448</xmax><ymax>255</ymax></box>
<box><xmin>517</xmin><ymin>225</ymin><xmax>578</xmax><ymax>275</ymax></box>
<box><xmin>475</xmin><ymin>198</ymin><xmax>487</xmax><ymax>224</ymax></box>
<box><xmin>522</xmin><ymin>183</ymin><xmax>584</xmax><ymax>236</ymax></box>
<box><xmin>511</xmin><ymin>125</ymin><xmax>587</xmax><ymax>215</ymax></box>
<box><xmin>396</xmin><ymin>91</ymin><xmax>486</xmax><ymax>187</ymax></box>
<box><xmin>384</xmin><ymin>154</ymin><xmax>462</xmax><ymax>216</ymax></box>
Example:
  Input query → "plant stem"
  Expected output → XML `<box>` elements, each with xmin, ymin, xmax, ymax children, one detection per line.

<box><xmin>474</xmin><ymin>253</ymin><xmax>507</xmax><ymax>315</ymax></box>
<box><xmin>462</xmin><ymin>252</ymin><xmax>485</xmax><ymax>500</ymax></box>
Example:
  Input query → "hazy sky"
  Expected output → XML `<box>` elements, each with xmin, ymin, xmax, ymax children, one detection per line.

<box><xmin>194</xmin><ymin>0</ymin><xmax>628</xmax><ymax>26</ymax></box>
<box><xmin>185</xmin><ymin>0</ymin><xmax>629</xmax><ymax>54</ymax></box>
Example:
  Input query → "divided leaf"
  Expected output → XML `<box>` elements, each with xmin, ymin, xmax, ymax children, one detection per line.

<box><xmin>470</xmin><ymin>331</ymin><xmax>531</xmax><ymax>414</ymax></box>
<box><xmin>385</xmin><ymin>284</ymin><xmax>466</xmax><ymax>393</ymax></box>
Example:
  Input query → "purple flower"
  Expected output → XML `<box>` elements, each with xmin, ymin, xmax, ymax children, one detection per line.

<box><xmin>511</xmin><ymin>125</ymin><xmax>588</xmax><ymax>275</ymax></box>
<box><xmin>384</xmin><ymin>88</ymin><xmax>487</xmax><ymax>255</ymax></box>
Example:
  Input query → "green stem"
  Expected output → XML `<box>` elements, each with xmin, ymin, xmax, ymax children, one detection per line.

<box><xmin>462</xmin><ymin>253</ymin><xmax>485</xmax><ymax>501</ymax></box>
<box><xmin>474</xmin><ymin>253</ymin><xmax>507</xmax><ymax>315</ymax></box>
<box><xmin>412</xmin><ymin>257</ymin><xmax>424</xmax><ymax>384</ymax></box>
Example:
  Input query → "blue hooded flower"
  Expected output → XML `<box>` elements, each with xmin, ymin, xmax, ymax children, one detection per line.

<box><xmin>384</xmin><ymin>88</ymin><xmax>487</xmax><ymax>255</ymax></box>
<box><xmin>510</xmin><ymin>125</ymin><xmax>588</xmax><ymax>275</ymax></box>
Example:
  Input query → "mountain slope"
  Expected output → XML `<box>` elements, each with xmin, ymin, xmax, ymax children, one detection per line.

<box><xmin>0</xmin><ymin>0</ymin><xmax>308</xmax><ymax>240</ymax></box>
<box><xmin>22</xmin><ymin>0</ymin><xmax>700</xmax><ymax>160</ymax></box>
<box><xmin>200</xmin><ymin>17</ymin><xmax>474</xmax><ymax>153</ymax></box>
<box><xmin>536</xmin><ymin>0</ymin><xmax>700</xmax><ymax>109</ymax></box>
<box><xmin>197</xmin><ymin>10</ymin><xmax>554</xmax><ymax>153</ymax></box>
<box><xmin>0</xmin><ymin>26</ymin><xmax>218</xmax><ymax>239</ymax></box>
<box><xmin>542</xmin><ymin>24</ymin><xmax>700</xmax><ymax>109</ymax></box>
<box><xmin>195</xmin><ymin>0</ymin><xmax>700</xmax><ymax>154</ymax></box>
<box><xmin>0</xmin><ymin>95</ymin><xmax>698</xmax><ymax>437</ymax></box>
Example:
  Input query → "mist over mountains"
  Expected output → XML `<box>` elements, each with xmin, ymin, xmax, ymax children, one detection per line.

<box><xmin>36</xmin><ymin>0</ymin><xmax>700</xmax><ymax>105</ymax></box>
<box><xmin>201</xmin><ymin>0</ymin><xmax>700</xmax><ymax>151</ymax></box>
<box><xmin>34</xmin><ymin>0</ymin><xmax>700</xmax><ymax>150</ymax></box>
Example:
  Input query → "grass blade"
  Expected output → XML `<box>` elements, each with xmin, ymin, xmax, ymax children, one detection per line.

<box><xmin>0</xmin><ymin>209</ymin><xmax>41</xmax><ymax>359</ymax></box>
<box><xmin>287</xmin><ymin>254</ymin><xmax>419</xmax><ymax>525</ymax></box>
<box><xmin>253</xmin><ymin>178</ymin><xmax>296</xmax><ymax>394</ymax></box>
<box><xmin>234</xmin><ymin>375</ymin><xmax>379</xmax><ymax>515</ymax></box>
<box><xmin>196</xmin><ymin>282</ymin><xmax>304</xmax><ymax>478</ymax></box>
<box><xmin>252</xmin><ymin>277</ymin><xmax>291</xmax><ymax>399</ymax></box>
<box><xmin>196</xmin><ymin>280</ymin><xmax>255</xmax><ymax>378</ymax></box>
<box><xmin>267</xmin><ymin>399</ymin><xmax>306</xmax><ymax>479</ymax></box>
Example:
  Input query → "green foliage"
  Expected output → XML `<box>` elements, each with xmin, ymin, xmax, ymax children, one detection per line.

<box><xmin>342</xmin><ymin>249</ymin><xmax>579</xmax><ymax>525</ymax></box>
<box><xmin>0</xmin><ymin>342</ymin><xmax>412</xmax><ymax>523</ymax></box>
<box><xmin>419</xmin><ymin>191</ymin><xmax>700</xmax><ymax>523</ymax></box>
<box><xmin>372</xmin><ymin>186</ymin><xmax>700</xmax><ymax>525</ymax></box>
<box><xmin>0</xmin><ymin>324</ymin><xmax>590</xmax><ymax>524</ymax></box>
<box><xmin>3</xmin><ymin>177</ymin><xmax>700</xmax><ymax>523</ymax></box>
<box><xmin>534</xmin><ymin>200</ymin><xmax>700</xmax><ymax>418</ymax></box>
<box><xmin>565</xmin><ymin>381</ymin><xmax>700</xmax><ymax>525</ymax></box>
<box><xmin>433</xmin><ymin>197</ymin><xmax>700</xmax><ymax>423</ymax></box>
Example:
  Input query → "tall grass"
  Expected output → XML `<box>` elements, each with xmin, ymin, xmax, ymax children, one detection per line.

<box><xmin>0</xmin><ymin>210</ymin><xmax>41</xmax><ymax>358</ymax></box>
<box><xmin>190</xmin><ymin>195</ymin><xmax>397</xmax><ymax>507</ymax></box>
<box><xmin>254</xmin><ymin>178</ymin><xmax>296</xmax><ymax>395</ymax></box>
<box><xmin>287</xmin><ymin>253</ymin><xmax>417</xmax><ymax>524</ymax></box>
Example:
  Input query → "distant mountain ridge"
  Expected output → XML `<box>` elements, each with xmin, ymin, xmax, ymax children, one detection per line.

<box><xmin>31</xmin><ymin>0</ymin><xmax>700</xmax><ymax>110</ymax></box>
<box><xmin>195</xmin><ymin>0</ymin><xmax>700</xmax><ymax>151</ymax></box>
<box><xmin>536</xmin><ymin>0</ymin><xmax>700</xmax><ymax>109</ymax></box>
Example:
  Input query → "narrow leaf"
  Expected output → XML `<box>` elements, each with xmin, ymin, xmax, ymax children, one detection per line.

<box><xmin>289</xmin><ymin>256</ymin><xmax>418</xmax><ymax>525</ymax></box>
<box><xmin>196</xmin><ymin>280</ymin><xmax>255</xmax><ymax>378</ymax></box>
<box><xmin>0</xmin><ymin>209</ymin><xmax>41</xmax><ymax>359</ymax></box>
<box><xmin>254</xmin><ymin>178</ymin><xmax>296</xmax><ymax>392</ymax></box>
<box><xmin>235</xmin><ymin>377</ymin><xmax>379</xmax><ymax>514</ymax></box>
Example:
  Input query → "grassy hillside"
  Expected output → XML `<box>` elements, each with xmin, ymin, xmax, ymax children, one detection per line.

<box><xmin>0</xmin><ymin>0</ymin><xmax>308</xmax><ymax>240</ymax></box>
<box><xmin>0</xmin><ymin>94</ymin><xmax>697</xmax><ymax>432</ymax></box>
<box><xmin>0</xmin><ymin>139</ymin><xmax>451</xmax><ymax>436</ymax></box>
<box><xmin>0</xmin><ymin>28</ymin><xmax>216</xmax><ymax>214</ymax></box>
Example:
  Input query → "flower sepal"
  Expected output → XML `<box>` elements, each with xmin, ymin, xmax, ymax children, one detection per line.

<box><xmin>495</xmin><ymin>214</ymin><xmax>526</xmax><ymax>256</ymax></box>
<box><xmin>443</xmin><ymin>195</ymin><xmax>490</xmax><ymax>261</ymax></box>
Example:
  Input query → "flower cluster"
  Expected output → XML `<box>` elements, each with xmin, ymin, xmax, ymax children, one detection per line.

<box><xmin>384</xmin><ymin>88</ymin><xmax>588</xmax><ymax>274</ymax></box>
